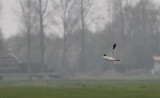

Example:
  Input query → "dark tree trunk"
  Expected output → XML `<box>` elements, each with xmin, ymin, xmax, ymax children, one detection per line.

<box><xmin>80</xmin><ymin>0</ymin><xmax>86</xmax><ymax>72</ymax></box>
<box><xmin>39</xmin><ymin>0</ymin><xmax>45</xmax><ymax>72</ymax></box>
<box><xmin>40</xmin><ymin>14</ymin><xmax>45</xmax><ymax>72</ymax></box>
<box><xmin>27</xmin><ymin>27</ymin><xmax>31</xmax><ymax>73</ymax></box>
<box><xmin>62</xmin><ymin>35</ymin><xmax>68</xmax><ymax>72</ymax></box>
<box><xmin>119</xmin><ymin>0</ymin><xmax>125</xmax><ymax>44</ymax></box>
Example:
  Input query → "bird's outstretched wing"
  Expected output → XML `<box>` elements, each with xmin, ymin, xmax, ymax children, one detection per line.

<box><xmin>109</xmin><ymin>49</ymin><xmax>114</xmax><ymax>57</ymax></box>
<box><xmin>109</xmin><ymin>43</ymin><xmax>116</xmax><ymax>57</ymax></box>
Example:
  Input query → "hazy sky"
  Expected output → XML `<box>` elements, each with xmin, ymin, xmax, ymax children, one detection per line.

<box><xmin>1</xmin><ymin>0</ymin><xmax>18</xmax><ymax>38</ymax></box>
<box><xmin>1</xmin><ymin>0</ymin><xmax>105</xmax><ymax>38</ymax></box>
<box><xmin>1</xmin><ymin>0</ymin><xmax>160</xmax><ymax>38</ymax></box>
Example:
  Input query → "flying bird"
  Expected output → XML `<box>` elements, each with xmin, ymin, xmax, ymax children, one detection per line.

<box><xmin>103</xmin><ymin>43</ymin><xmax>120</xmax><ymax>61</ymax></box>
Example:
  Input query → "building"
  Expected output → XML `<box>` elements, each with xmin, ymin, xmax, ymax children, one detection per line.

<box><xmin>0</xmin><ymin>47</ymin><xmax>21</xmax><ymax>73</ymax></box>
<box><xmin>151</xmin><ymin>56</ymin><xmax>160</xmax><ymax>74</ymax></box>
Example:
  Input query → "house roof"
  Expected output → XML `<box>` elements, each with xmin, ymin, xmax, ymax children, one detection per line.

<box><xmin>153</xmin><ymin>56</ymin><xmax>160</xmax><ymax>61</ymax></box>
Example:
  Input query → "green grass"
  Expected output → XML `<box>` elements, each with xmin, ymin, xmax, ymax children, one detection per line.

<box><xmin>0</xmin><ymin>80</ymin><xmax>160</xmax><ymax>98</ymax></box>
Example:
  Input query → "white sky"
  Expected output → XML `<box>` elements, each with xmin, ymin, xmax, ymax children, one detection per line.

<box><xmin>0</xmin><ymin>0</ymin><xmax>160</xmax><ymax>38</ymax></box>
<box><xmin>0</xmin><ymin>0</ymin><xmax>106</xmax><ymax>38</ymax></box>
<box><xmin>1</xmin><ymin>0</ymin><xmax>18</xmax><ymax>38</ymax></box>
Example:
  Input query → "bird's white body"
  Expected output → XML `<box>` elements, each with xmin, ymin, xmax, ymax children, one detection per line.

<box><xmin>103</xmin><ymin>56</ymin><xmax>120</xmax><ymax>61</ymax></box>
<box><xmin>103</xmin><ymin>43</ymin><xmax>120</xmax><ymax>61</ymax></box>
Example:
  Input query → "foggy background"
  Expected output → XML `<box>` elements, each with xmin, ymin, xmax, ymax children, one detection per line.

<box><xmin>0</xmin><ymin>0</ymin><xmax>160</xmax><ymax>79</ymax></box>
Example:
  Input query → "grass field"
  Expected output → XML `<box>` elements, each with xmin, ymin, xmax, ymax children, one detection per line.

<box><xmin>0</xmin><ymin>80</ymin><xmax>160</xmax><ymax>98</ymax></box>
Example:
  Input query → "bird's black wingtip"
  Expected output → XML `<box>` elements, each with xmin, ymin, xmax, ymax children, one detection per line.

<box><xmin>113</xmin><ymin>43</ymin><xmax>116</xmax><ymax>49</ymax></box>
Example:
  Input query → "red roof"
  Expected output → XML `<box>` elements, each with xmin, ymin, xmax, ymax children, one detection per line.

<box><xmin>153</xmin><ymin>56</ymin><xmax>160</xmax><ymax>61</ymax></box>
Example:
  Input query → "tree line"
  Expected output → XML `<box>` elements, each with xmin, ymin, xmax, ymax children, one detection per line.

<box><xmin>1</xmin><ymin>0</ymin><xmax>160</xmax><ymax>74</ymax></box>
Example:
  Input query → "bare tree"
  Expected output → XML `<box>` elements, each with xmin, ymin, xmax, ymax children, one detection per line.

<box><xmin>0</xmin><ymin>2</ymin><xmax>3</xmax><ymax>50</ymax></box>
<box><xmin>79</xmin><ymin>0</ymin><xmax>93</xmax><ymax>72</ymax></box>
<box><xmin>111</xmin><ymin>0</ymin><xmax>130</xmax><ymax>44</ymax></box>
<box><xmin>118</xmin><ymin>0</ymin><xmax>125</xmax><ymax>43</ymax></box>
<box><xmin>153</xmin><ymin>19</ymin><xmax>160</xmax><ymax>54</ymax></box>
<box><xmin>35</xmin><ymin>0</ymin><xmax>49</xmax><ymax>72</ymax></box>
<box><xmin>140</xmin><ymin>0</ymin><xmax>150</xmax><ymax>41</ymax></box>
<box><xmin>121</xmin><ymin>0</ymin><xmax>134</xmax><ymax>41</ymax></box>
<box><xmin>103</xmin><ymin>0</ymin><xmax>114</xmax><ymax>48</ymax></box>
<box><xmin>106</xmin><ymin>0</ymin><xmax>113</xmax><ymax>34</ymax></box>
<box><xmin>51</xmin><ymin>0</ymin><xmax>80</xmax><ymax>73</ymax></box>
<box><xmin>19</xmin><ymin>0</ymin><xmax>36</xmax><ymax>73</ymax></box>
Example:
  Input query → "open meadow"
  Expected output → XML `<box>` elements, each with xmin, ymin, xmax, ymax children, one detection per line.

<box><xmin>0</xmin><ymin>80</ymin><xmax>160</xmax><ymax>98</ymax></box>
